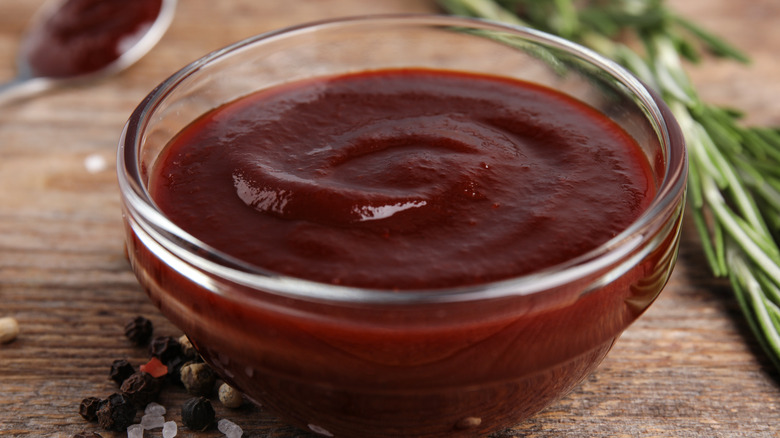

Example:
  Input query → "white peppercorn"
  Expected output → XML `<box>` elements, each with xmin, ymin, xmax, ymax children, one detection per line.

<box><xmin>180</xmin><ymin>362</ymin><xmax>215</xmax><ymax>396</ymax></box>
<box><xmin>218</xmin><ymin>383</ymin><xmax>243</xmax><ymax>408</ymax></box>
<box><xmin>0</xmin><ymin>317</ymin><xmax>19</xmax><ymax>344</ymax></box>
<box><xmin>177</xmin><ymin>334</ymin><xmax>198</xmax><ymax>359</ymax></box>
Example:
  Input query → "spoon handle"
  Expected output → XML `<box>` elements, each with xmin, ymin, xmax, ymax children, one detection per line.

<box><xmin>0</xmin><ymin>76</ymin><xmax>54</xmax><ymax>105</ymax></box>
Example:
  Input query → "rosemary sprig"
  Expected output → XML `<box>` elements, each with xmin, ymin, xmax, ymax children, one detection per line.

<box><xmin>440</xmin><ymin>0</ymin><xmax>780</xmax><ymax>371</ymax></box>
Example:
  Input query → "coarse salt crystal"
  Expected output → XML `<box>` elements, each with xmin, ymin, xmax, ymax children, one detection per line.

<box><xmin>308</xmin><ymin>424</ymin><xmax>334</xmax><ymax>436</ymax></box>
<box><xmin>140</xmin><ymin>414</ymin><xmax>165</xmax><ymax>430</ymax></box>
<box><xmin>144</xmin><ymin>402</ymin><xmax>167</xmax><ymax>416</ymax></box>
<box><xmin>162</xmin><ymin>420</ymin><xmax>177</xmax><ymax>438</ymax></box>
<box><xmin>144</xmin><ymin>402</ymin><xmax>166</xmax><ymax>416</ymax></box>
<box><xmin>127</xmin><ymin>423</ymin><xmax>144</xmax><ymax>438</ymax></box>
<box><xmin>217</xmin><ymin>418</ymin><xmax>243</xmax><ymax>438</ymax></box>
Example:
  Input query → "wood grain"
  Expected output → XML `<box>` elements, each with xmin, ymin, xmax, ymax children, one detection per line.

<box><xmin>1</xmin><ymin>0</ymin><xmax>779</xmax><ymax>437</ymax></box>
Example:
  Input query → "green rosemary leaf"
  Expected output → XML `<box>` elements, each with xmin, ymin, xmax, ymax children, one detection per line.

<box><xmin>755</xmin><ymin>126</ymin><xmax>780</xmax><ymax>149</ymax></box>
<box><xmin>695</xmin><ymin>115</ymin><xmax>742</xmax><ymax>156</ymax></box>
<box><xmin>438</xmin><ymin>0</ymin><xmax>525</xmax><ymax>25</ymax></box>
<box><xmin>739</xmin><ymin>127</ymin><xmax>773</xmax><ymax>161</ymax></box>
<box><xmin>740</xmin><ymin>158</ymin><xmax>780</xmax><ymax>180</ymax></box>
<box><xmin>714</xmin><ymin>216</ymin><xmax>727</xmax><ymax>276</ymax></box>
<box><xmin>728</xmin><ymin>257</ymin><xmax>780</xmax><ymax>371</ymax></box>
<box><xmin>551</xmin><ymin>0</ymin><xmax>578</xmax><ymax>38</ymax></box>
<box><xmin>579</xmin><ymin>8</ymin><xmax>621</xmax><ymax>37</ymax></box>
<box><xmin>671</xmin><ymin>32</ymin><xmax>702</xmax><ymax>63</ymax></box>
<box><xmin>721</xmin><ymin>106</ymin><xmax>746</xmax><ymax>119</ymax></box>
<box><xmin>692</xmin><ymin>208</ymin><xmax>724</xmax><ymax>276</ymax></box>
<box><xmin>672</xmin><ymin>15</ymin><xmax>751</xmax><ymax>63</ymax></box>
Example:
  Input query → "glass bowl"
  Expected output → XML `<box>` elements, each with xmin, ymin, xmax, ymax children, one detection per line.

<box><xmin>117</xmin><ymin>15</ymin><xmax>687</xmax><ymax>438</ymax></box>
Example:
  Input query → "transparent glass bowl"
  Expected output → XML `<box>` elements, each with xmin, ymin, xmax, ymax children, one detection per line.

<box><xmin>118</xmin><ymin>15</ymin><xmax>687</xmax><ymax>438</ymax></box>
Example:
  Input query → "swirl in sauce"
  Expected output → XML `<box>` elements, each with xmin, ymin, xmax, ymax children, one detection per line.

<box><xmin>150</xmin><ymin>69</ymin><xmax>655</xmax><ymax>289</ymax></box>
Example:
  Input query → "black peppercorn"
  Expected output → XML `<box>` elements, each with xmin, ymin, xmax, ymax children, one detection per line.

<box><xmin>149</xmin><ymin>335</ymin><xmax>183</xmax><ymax>365</ymax></box>
<box><xmin>78</xmin><ymin>397</ymin><xmax>103</xmax><ymax>421</ymax></box>
<box><xmin>120</xmin><ymin>371</ymin><xmax>161</xmax><ymax>407</ymax></box>
<box><xmin>164</xmin><ymin>353</ymin><xmax>187</xmax><ymax>386</ymax></box>
<box><xmin>73</xmin><ymin>431</ymin><xmax>103</xmax><ymax>438</ymax></box>
<box><xmin>181</xmin><ymin>396</ymin><xmax>215</xmax><ymax>431</ymax></box>
<box><xmin>180</xmin><ymin>362</ymin><xmax>216</xmax><ymax>396</ymax></box>
<box><xmin>96</xmin><ymin>393</ymin><xmax>136</xmax><ymax>431</ymax></box>
<box><xmin>124</xmin><ymin>316</ymin><xmax>153</xmax><ymax>346</ymax></box>
<box><xmin>109</xmin><ymin>359</ymin><xmax>135</xmax><ymax>385</ymax></box>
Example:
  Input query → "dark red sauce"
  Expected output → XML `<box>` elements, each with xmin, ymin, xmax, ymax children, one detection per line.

<box><xmin>22</xmin><ymin>0</ymin><xmax>163</xmax><ymax>78</ymax></box>
<box><xmin>127</xmin><ymin>67</ymin><xmax>685</xmax><ymax>437</ymax></box>
<box><xmin>150</xmin><ymin>68</ymin><xmax>655</xmax><ymax>290</ymax></box>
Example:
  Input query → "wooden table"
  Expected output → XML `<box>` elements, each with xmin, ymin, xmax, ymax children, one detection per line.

<box><xmin>1</xmin><ymin>0</ymin><xmax>779</xmax><ymax>437</ymax></box>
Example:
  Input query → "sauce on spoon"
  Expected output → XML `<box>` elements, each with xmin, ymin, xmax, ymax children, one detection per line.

<box><xmin>22</xmin><ymin>0</ymin><xmax>164</xmax><ymax>78</ymax></box>
<box><xmin>0</xmin><ymin>0</ymin><xmax>175</xmax><ymax>102</ymax></box>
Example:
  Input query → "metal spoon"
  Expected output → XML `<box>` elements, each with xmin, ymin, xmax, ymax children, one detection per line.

<box><xmin>0</xmin><ymin>0</ymin><xmax>176</xmax><ymax>104</ymax></box>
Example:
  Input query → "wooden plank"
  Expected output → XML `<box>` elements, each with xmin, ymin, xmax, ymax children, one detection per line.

<box><xmin>1</xmin><ymin>0</ymin><xmax>778</xmax><ymax>437</ymax></box>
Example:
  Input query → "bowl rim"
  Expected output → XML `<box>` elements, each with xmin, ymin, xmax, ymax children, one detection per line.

<box><xmin>117</xmin><ymin>13</ymin><xmax>688</xmax><ymax>305</ymax></box>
